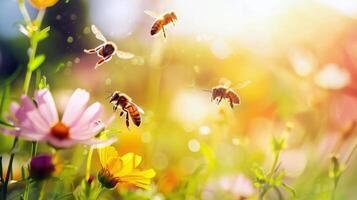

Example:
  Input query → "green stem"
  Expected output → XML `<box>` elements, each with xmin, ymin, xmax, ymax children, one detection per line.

<box><xmin>23</xmin><ymin>180</ymin><xmax>30</xmax><ymax>200</ymax></box>
<box><xmin>259</xmin><ymin>188</ymin><xmax>268</xmax><ymax>200</ymax></box>
<box><xmin>18</xmin><ymin>1</ymin><xmax>31</xmax><ymax>24</ymax></box>
<box><xmin>38</xmin><ymin>180</ymin><xmax>47</xmax><ymax>200</ymax></box>
<box><xmin>0</xmin><ymin>156</ymin><xmax>3</xmax><ymax>184</ymax></box>
<box><xmin>31</xmin><ymin>142</ymin><xmax>38</xmax><ymax>157</ymax></box>
<box><xmin>268</xmin><ymin>152</ymin><xmax>280</xmax><ymax>178</ymax></box>
<box><xmin>274</xmin><ymin>186</ymin><xmax>284</xmax><ymax>200</ymax></box>
<box><xmin>2</xmin><ymin>137</ymin><xmax>19</xmax><ymax>199</ymax></box>
<box><xmin>23</xmin><ymin>70</ymin><xmax>32</xmax><ymax>95</ymax></box>
<box><xmin>86</xmin><ymin>147</ymin><xmax>94</xmax><ymax>180</ymax></box>
<box><xmin>259</xmin><ymin>151</ymin><xmax>281</xmax><ymax>200</ymax></box>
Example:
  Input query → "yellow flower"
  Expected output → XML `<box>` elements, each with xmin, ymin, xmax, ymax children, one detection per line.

<box><xmin>98</xmin><ymin>146</ymin><xmax>156</xmax><ymax>190</ymax></box>
<box><xmin>28</xmin><ymin>0</ymin><xmax>59</xmax><ymax>9</ymax></box>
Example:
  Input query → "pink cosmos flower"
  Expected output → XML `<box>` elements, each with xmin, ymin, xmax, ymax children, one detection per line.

<box><xmin>219</xmin><ymin>174</ymin><xmax>255</xmax><ymax>199</ymax></box>
<box><xmin>7</xmin><ymin>88</ymin><xmax>114</xmax><ymax>148</ymax></box>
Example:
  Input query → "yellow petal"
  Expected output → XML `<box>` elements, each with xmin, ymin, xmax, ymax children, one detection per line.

<box><xmin>98</xmin><ymin>146</ymin><xmax>118</xmax><ymax>167</ymax></box>
<box><xmin>106</xmin><ymin>158</ymin><xmax>122</xmax><ymax>174</ymax></box>
<box><xmin>117</xmin><ymin>153</ymin><xmax>142</xmax><ymax>176</ymax></box>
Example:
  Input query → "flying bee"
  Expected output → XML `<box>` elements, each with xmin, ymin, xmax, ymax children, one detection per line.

<box><xmin>108</xmin><ymin>91</ymin><xmax>144</xmax><ymax>129</ymax></box>
<box><xmin>84</xmin><ymin>25</ymin><xmax>134</xmax><ymax>69</ymax></box>
<box><xmin>205</xmin><ymin>79</ymin><xmax>251</xmax><ymax>108</ymax></box>
<box><xmin>144</xmin><ymin>10</ymin><xmax>177</xmax><ymax>38</ymax></box>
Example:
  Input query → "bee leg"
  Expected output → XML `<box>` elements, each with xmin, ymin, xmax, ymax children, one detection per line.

<box><xmin>120</xmin><ymin>111</ymin><xmax>124</xmax><ymax>117</ymax></box>
<box><xmin>84</xmin><ymin>45</ymin><xmax>102</xmax><ymax>54</ymax></box>
<box><xmin>162</xmin><ymin>27</ymin><xmax>167</xmax><ymax>38</ymax></box>
<box><xmin>125</xmin><ymin>110</ymin><xmax>130</xmax><ymax>129</ymax></box>
<box><xmin>95</xmin><ymin>58</ymin><xmax>105</xmax><ymax>69</ymax></box>
<box><xmin>95</xmin><ymin>56</ymin><xmax>111</xmax><ymax>69</ymax></box>
<box><xmin>218</xmin><ymin>96</ymin><xmax>223</xmax><ymax>104</ymax></box>
<box><xmin>84</xmin><ymin>48</ymin><xmax>96</xmax><ymax>54</ymax></box>
<box><xmin>230</xmin><ymin>101</ymin><xmax>234</xmax><ymax>108</ymax></box>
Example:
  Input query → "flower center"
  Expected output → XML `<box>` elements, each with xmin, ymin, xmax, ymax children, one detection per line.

<box><xmin>98</xmin><ymin>168</ymin><xmax>120</xmax><ymax>189</ymax></box>
<box><xmin>50</xmin><ymin>122</ymin><xmax>70</xmax><ymax>140</ymax></box>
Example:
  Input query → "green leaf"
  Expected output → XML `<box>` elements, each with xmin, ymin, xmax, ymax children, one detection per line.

<box><xmin>271</xmin><ymin>136</ymin><xmax>285</xmax><ymax>153</ymax></box>
<box><xmin>0</xmin><ymin>84</ymin><xmax>10</xmax><ymax>120</ymax></box>
<box><xmin>38</xmin><ymin>76</ymin><xmax>49</xmax><ymax>89</ymax></box>
<box><xmin>29</xmin><ymin>54</ymin><xmax>45</xmax><ymax>71</ymax></box>
<box><xmin>0</xmin><ymin>119</ymin><xmax>14</xmax><ymax>127</ymax></box>
<box><xmin>252</xmin><ymin>164</ymin><xmax>266</xmax><ymax>180</ymax></box>
<box><xmin>329</xmin><ymin>155</ymin><xmax>342</xmax><ymax>179</ymax></box>
<box><xmin>54</xmin><ymin>63</ymin><xmax>66</xmax><ymax>73</ymax></box>
<box><xmin>33</xmin><ymin>26</ymin><xmax>50</xmax><ymax>43</ymax></box>
<box><xmin>282</xmin><ymin>182</ymin><xmax>296</xmax><ymax>197</ymax></box>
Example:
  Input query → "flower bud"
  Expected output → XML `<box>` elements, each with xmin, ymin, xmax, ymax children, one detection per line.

<box><xmin>98</xmin><ymin>168</ymin><xmax>120</xmax><ymax>189</ymax></box>
<box><xmin>29</xmin><ymin>154</ymin><xmax>55</xmax><ymax>180</ymax></box>
<box><xmin>29</xmin><ymin>0</ymin><xmax>59</xmax><ymax>10</ymax></box>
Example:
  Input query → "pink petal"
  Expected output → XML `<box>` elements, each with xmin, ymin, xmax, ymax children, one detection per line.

<box><xmin>10</xmin><ymin>102</ymin><xmax>20</xmax><ymax>117</ymax></box>
<box><xmin>19</xmin><ymin>96</ymin><xmax>49</xmax><ymax>133</ymax></box>
<box><xmin>70</xmin><ymin>123</ymin><xmax>104</xmax><ymax>140</ymax></box>
<box><xmin>47</xmin><ymin>136</ymin><xmax>76</xmax><ymax>148</ymax></box>
<box><xmin>80</xmin><ymin>137</ymin><xmax>117</xmax><ymax>149</ymax></box>
<box><xmin>16</xmin><ymin>95</ymin><xmax>37</xmax><ymax>122</ymax></box>
<box><xmin>70</xmin><ymin>102</ymin><xmax>103</xmax><ymax>133</ymax></box>
<box><xmin>34</xmin><ymin>89</ymin><xmax>59</xmax><ymax>126</ymax></box>
<box><xmin>20</xmin><ymin>131</ymin><xmax>48</xmax><ymax>141</ymax></box>
<box><xmin>62</xmin><ymin>89</ymin><xmax>89</xmax><ymax>127</ymax></box>
<box><xmin>26</xmin><ymin>109</ymin><xmax>50</xmax><ymax>134</ymax></box>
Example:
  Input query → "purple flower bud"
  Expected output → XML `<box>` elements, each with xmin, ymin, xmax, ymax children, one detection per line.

<box><xmin>29</xmin><ymin>154</ymin><xmax>55</xmax><ymax>180</ymax></box>
<box><xmin>87</xmin><ymin>175</ymin><xmax>95</xmax><ymax>185</ymax></box>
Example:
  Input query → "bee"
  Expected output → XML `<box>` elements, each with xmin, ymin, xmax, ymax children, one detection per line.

<box><xmin>144</xmin><ymin>10</ymin><xmax>177</xmax><ymax>38</ymax></box>
<box><xmin>108</xmin><ymin>91</ymin><xmax>144</xmax><ymax>129</ymax></box>
<box><xmin>205</xmin><ymin>79</ymin><xmax>251</xmax><ymax>108</ymax></box>
<box><xmin>84</xmin><ymin>25</ymin><xmax>134</xmax><ymax>69</ymax></box>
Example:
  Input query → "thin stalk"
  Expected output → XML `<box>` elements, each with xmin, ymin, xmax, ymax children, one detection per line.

<box><xmin>0</xmin><ymin>156</ymin><xmax>3</xmax><ymax>184</ymax></box>
<box><xmin>2</xmin><ymin>137</ymin><xmax>19</xmax><ymax>199</ymax></box>
<box><xmin>259</xmin><ymin>151</ymin><xmax>281</xmax><ymax>200</ymax></box>
<box><xmin>86</xmin><ymin>148</ymin><xmax>94</xmax><ymax>180</ymax></box>
<box><xmin>268</xmin><ymin>152</ymin><xmax>280</xmax><ymax>178</ymax></box>
<box><xmin>31</xmin><ymin>142</ymin><xmax>38</xmax><ymax>157</ymax></box>
<box><xmin>259</xmin><ymin>187</ymin><xmax>268</xmax><ymax>200</ymax></box>
<box><xmin>274</xmin><ymin>186</ymin><xmax>283</xmax><ymax>200</ymax></box>
<box><xmin>346</xmin><ymin>143</ymin><xmax>357</xmax><ymax>165</ymax></box>
<box><xmin>23</xmin><ymin>70</ymin><xmax>32</xmax><ymax>95</ymax></box>
<box><xmin>18</xmin><ymin>1</ymin><xmax>31</xmax><ymax>24</ymax></box>
<box><xmin>23</xmin><ymin>180</ymin><xmax>30</xmax><ymax>200</ymax></box>
<box><xmin>38</xmin><ymin>180</ymin><xmax>47</xmax><ymax>200</ymax></box>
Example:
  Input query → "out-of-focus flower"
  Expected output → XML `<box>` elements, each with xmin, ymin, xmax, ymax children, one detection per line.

<box><xmin>288</xmin><ymin>48</ymin><xmax>316</xmax><ymax>77</ymax></box>
<box><xmin>219</xmin><ymin>174</ymin><xmax>255</xmax><ymax>199</ymax></box>
<box><xmin>98</xmin><ymin>146</ymin><xmax>156</xmax><ymax>190</ymax></box>
<box><xmin>29</xmin><ymin>154</ymin><xmax>56</xmax><ymax>180</ymax></box>
<box><xmin>314</xmin><ymin>63</ymin><xmax>350</xmax><ymax>90</ymax></box>
<box><xmin>28</xmin><ymin>0</ymin><xmax>59</xmax><ymax>10</ymax></box>
<box><xmin>6</xmin><ymin>88</ymin><xmax>114</xmax><ymax>148</ymax></box>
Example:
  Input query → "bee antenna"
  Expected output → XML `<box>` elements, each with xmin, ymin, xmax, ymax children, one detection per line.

<box><xmin>202</xmin><ymin>89</ymin><xmax>212</xmax><ymax>93</ymax></box>
<box><xmin>105</xmin><ymin>94</ymin><xmax>112</xmax><ymax>100</ymax></box>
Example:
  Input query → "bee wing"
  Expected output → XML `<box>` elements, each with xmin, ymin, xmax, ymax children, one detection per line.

<box><xmin>91</xmin><ymin>25</ymin><xmax>107</xmax><ymax>42</ymax></box>
<box><xmin>116</xmin><ymin>50</ymin><xmax>135</xmax><ymax>60</ymax></box>
<box><xmin>144</xmin><ymin>10</ymin><xmax>160</xmax><ymax>18</ymax></box>
<box><xmin>233</xmin><ymin>80</ymin><xmax>252</xmax><ymax>89</ymax></box>
<box><xmin>219</xmin><ymin>78</ymin><xmax>232</xmax><ymax>87</ymax></box>
<box><xmin>132</xmin><ymin>102</ymin><xmax>145</xmax><ymax>114</ymax></box>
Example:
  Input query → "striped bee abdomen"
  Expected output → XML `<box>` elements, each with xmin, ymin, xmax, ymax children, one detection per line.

<box><xmin>151</xmin><ymin>20</ymin><xmax>162</xmax><ymax>35</ymax></box>
<box><xmin>127</xmin><ymin>104</ymin><xmax>141</xmax><ymax>127</ymax></box>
